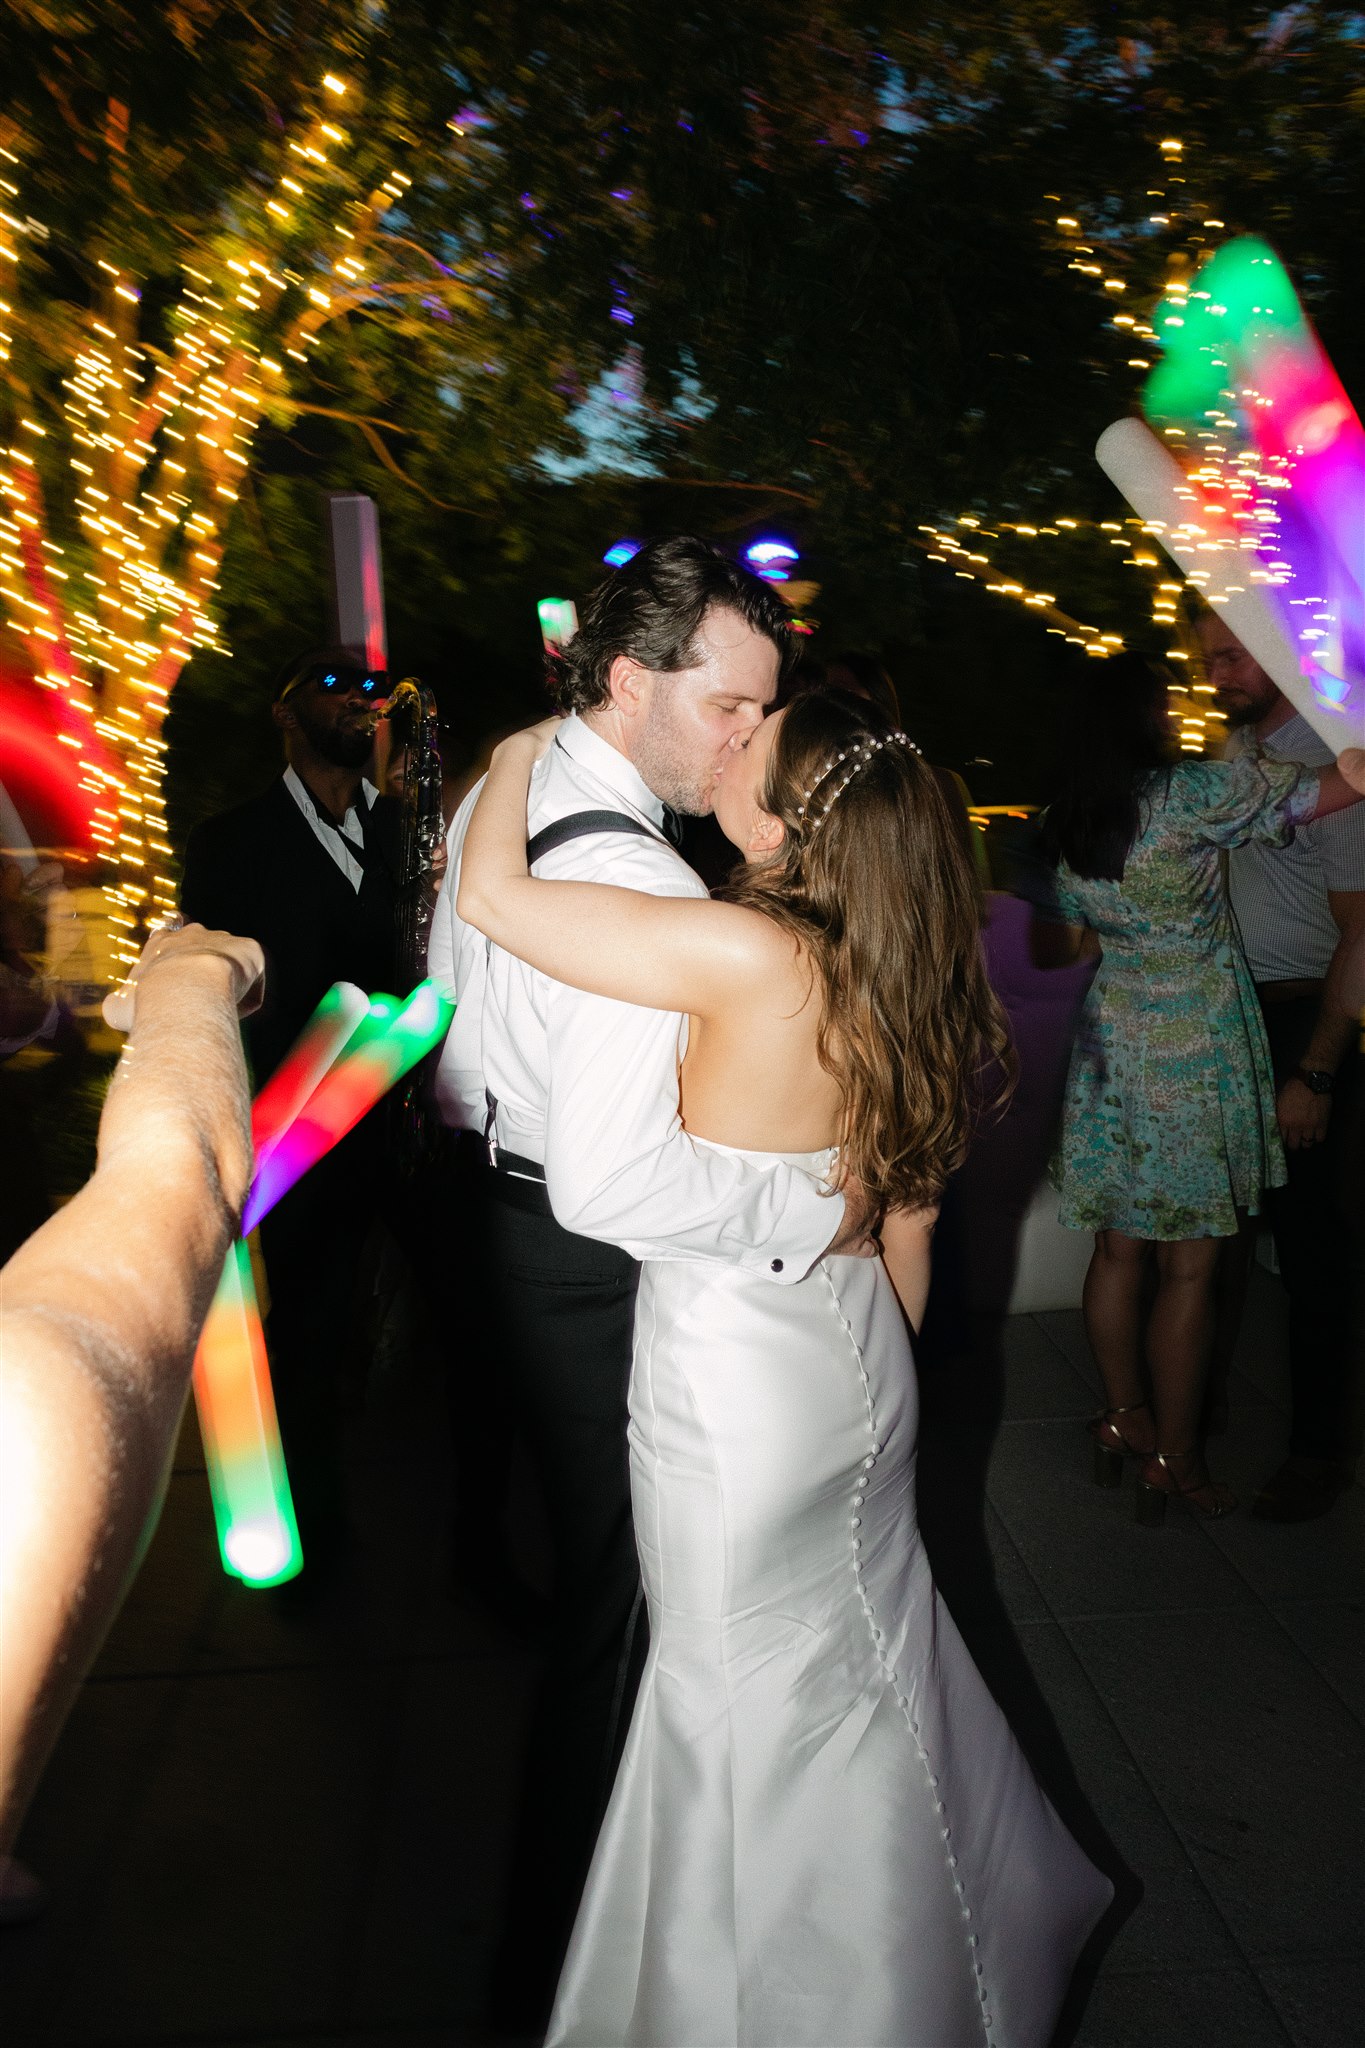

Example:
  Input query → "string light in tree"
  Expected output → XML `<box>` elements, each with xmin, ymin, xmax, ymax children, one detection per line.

<box><xmin>912</xmin><ymin>519</ymin><xmax>1123</xmax><ymax>656</ymax></box>
<box><xmin>0</xmin><ymin>80</ymin><xmax>424</xmax><ymax>974</ymax></box>
<box><xmin>1006</xmin><ymin>135</ymin><xmax>1242</xmax><ymax>751</ymax></box>
<box><xmin>911</xmin><ymin>508</ymin><xmax>1220</xmax><ymax>749</ymax></box>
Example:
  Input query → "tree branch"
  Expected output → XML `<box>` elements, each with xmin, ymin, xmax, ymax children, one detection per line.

<box><xmin>344</xmin><ymin>418</ymin><xmax>493</xmax><ymax>516</ymax></box>
<box><xmin>660</xmin><ymin>475</ymin><xmax>818</xmax><ymax>506</ymax></box>
<box><xmin>281</xmin><ymin>401</ymin><xmax>413</xmax><ymax>437</ymax></box>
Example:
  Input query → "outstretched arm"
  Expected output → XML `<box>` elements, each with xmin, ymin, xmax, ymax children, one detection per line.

<box><xmin>457</xmin><ymin>725</ymin><xmax>787</xmax><ymax>1017</ymax></box>
<box><xmin>0</xmin><ymin>926</ymin><xmax>261</xmax><ymax>1851</ymax></box>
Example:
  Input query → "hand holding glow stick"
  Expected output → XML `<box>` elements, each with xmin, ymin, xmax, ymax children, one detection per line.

<box><xmin>194</xmin><ymin>977</ymin><xmax>454</xmax><ymax>1585</ymax></box>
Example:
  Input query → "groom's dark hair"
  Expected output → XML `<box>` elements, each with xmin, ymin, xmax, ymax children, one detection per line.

<box><xmin>549</xmin><ymin>534</ymin><xmax>797</xmax><ymax>714</ymax></box>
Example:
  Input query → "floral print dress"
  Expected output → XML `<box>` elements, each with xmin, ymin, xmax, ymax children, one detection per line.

<box><xmin>1051</xmin><ymin>754</ymin><xmax>1318</xmax><ymax>1241</ymax></box>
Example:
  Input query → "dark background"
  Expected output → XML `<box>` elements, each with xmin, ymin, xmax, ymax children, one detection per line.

<box><xmin>4</xmin><ymin>3</ymin><xmax>1364</xmax><ymax>829</ymax></box>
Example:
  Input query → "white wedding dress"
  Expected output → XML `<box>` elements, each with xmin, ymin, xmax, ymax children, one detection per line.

<box><xmin>547</xmin><ymin>1144</ymin><xmax>1113</xmax><ymax>2048</ymax></box>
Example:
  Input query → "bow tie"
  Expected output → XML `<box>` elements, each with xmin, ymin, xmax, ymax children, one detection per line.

<box><xmin>660</xmin><ymin>804</ymin><xmax>685</xmax><ymax>849</ymax></box>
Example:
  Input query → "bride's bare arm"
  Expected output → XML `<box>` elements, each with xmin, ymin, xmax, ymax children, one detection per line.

<box><xmin>878</xmin><ymin>1204</ymin><xmax>939</xmax><ymax>1335</ymax></box>
<box><xmin>458</xmin><ymin>726</ymin><xmax>789</xmax><ymax>1016</ymax></box>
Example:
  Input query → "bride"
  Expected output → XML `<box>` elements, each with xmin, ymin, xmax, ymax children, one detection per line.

<box><xmin>459</xmin><ymin>686</ymin><xmax>1113</xmax><ymax>2048</ymax></box>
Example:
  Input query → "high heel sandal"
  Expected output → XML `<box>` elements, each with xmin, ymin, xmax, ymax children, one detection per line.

<box><xmin>1135</xmin><ymin>1449</ymin><xmax>1237</xmax><ymax>1526</ymax></box>
<box><xmin>1087</xmin><ymin>1401</ymin><xmax>1154</xmax><ymax>1488</ymax></box>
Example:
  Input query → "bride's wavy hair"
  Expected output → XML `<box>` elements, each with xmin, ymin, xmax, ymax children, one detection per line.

<box><xmin>725</xmin><ymin>690</ymin><xmax>1014</xmax><ymax>1214</ymax></box>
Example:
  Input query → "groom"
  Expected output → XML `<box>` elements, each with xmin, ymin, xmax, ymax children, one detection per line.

<box><xmin>428</xmin><ymin>535</ymin><xmax>873</xmax><ymax>2028</ymax></box>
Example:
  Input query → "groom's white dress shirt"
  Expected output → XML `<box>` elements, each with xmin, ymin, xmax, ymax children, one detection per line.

<box><xmin>427</xmin><ymin>713</ymin><xmax>840</xmax><ymax>1280</ymax></box>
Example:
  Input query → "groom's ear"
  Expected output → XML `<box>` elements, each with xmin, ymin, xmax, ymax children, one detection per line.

<box><xmin>607</xmin><ymin>653</ymin><xmax>647</xmax><ymax>720</ymax></box>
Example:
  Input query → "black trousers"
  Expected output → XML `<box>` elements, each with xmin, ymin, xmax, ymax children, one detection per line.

<box><xmin>485</xmin><ymin>1177</ymin><xmax>646</xmax><ymax>2028</ymax></box>
<box><xmin>1258</xmin><ymin>994</ymin><xmax>1364</xmax><ymax>1462</ymax></box>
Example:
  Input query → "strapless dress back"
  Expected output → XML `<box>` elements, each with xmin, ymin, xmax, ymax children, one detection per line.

<box><xmin>548</xmin><ymin>1143</ymin><xmax>1111</xmax><ymax>2048</ymax></box>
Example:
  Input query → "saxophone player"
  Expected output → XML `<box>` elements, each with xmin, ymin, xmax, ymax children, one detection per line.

<box><xmin>179</xmin><ymin>644</ymin><xmax>403</xmax><ymax>1601</ymax></box>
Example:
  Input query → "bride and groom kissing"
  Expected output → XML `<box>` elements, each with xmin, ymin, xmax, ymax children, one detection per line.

<box><xmin>428</xmin><ymin>535</ymin><xmax>1112</xmax><ymax>2048</ymax></box>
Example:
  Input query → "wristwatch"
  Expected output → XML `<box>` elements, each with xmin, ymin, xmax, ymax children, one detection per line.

<box><xmin>1293</xmin><ymin>1066</ymin><xmax>1335</xmax><ymax>1096</ymax></box>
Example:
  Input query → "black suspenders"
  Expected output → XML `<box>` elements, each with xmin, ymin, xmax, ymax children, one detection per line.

<box><xmin>485</xmin><ymin>808</ymin><xmax>671</xmax><ymax>1179</ymax></box>
<box><xmin>524</xmin><ymin>808</ymin><xmax>663</xmax><ymax>865</ymax></box>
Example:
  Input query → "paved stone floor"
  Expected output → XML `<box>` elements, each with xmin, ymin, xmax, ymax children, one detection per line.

<box><xmin>0</xmin><ymin>1265</ymin><xmax>1360</xmax><ymax>2047</ymax></box>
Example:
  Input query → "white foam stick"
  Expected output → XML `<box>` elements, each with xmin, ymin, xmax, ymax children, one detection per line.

<box><xmin>1096</xmin><ymin>417</ymin><xmax>1364</xmax><ymax>753</ymax></box>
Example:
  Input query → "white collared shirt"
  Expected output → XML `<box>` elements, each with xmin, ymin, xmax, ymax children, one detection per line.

<box><xmin>427</xmin><ymin>714</ymin><xmax>839</xmax><ymax>1281</ymax></box>
<box><xmin>282</xmin><ymin>766</ymin><xmax>379</xmax><ymax>892</ymax></box>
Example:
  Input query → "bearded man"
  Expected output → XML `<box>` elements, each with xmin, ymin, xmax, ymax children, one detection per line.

<box><xmin>1197</xmin><ymin>611</ymin><xmax>1365</xmax><ymax>1521</ymax></box>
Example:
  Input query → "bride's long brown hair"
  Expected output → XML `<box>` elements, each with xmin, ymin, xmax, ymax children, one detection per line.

<box><xmin>725</xmin><ymin>690</ymin><xmax>1014</xmax><ymax>1213</ymax></box>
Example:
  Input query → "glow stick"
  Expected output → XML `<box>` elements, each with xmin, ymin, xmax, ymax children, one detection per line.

<box><xmin>240</xmin><ymin>980</ymin><xmax>452</xmax><ymax>1234</ymax></box>
<box><xmin>249</xmin><ymin>980</ymin><xmax>371</xmax><ymax>1163</ymax></box>
<box><xmin>1145</xmin><ymin>238</ymin><xmax>1365</xmax><ymax>583</ymax></box>
<box><xmin>192</xmin><ymin>1238</ymin><xmax>303</xmax><ymax>1587</ymax></box>
<box><xmin>249</xmin><ymin>987</ymin><xmax>400</xmax><ymax>1196</ymax></box>
<box><xmin>192</xmin><ymin>978</ymin><xmax>452</xmax><ymax>1587</ymax></box>
<box><xmin>1096</xmin><ymin>415</ymin><xmax>1342</xmax><ymax>729</ymax></box>
<box><xmin>1132</xmin><ymin>236</ymin><xmax>1365</xmax><ymax>744</ymax></box>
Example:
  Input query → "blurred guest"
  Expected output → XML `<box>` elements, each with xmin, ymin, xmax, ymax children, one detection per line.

<box><xmin>1332</xmin><ymin>735</ymin><xmax>1365</xmax><ymax>1023</ymax></box>
<box><xmin>180</xmin><ymin>646</ymin><xmax>399</xmax><ymax>1583</ymax></box>
<box><xmin>1</xmin><ymin>924</ymin><xmax>261</xmax><ymax>1857</ymax></box>
<box><xmin>825</xmin><ymin>648</ymin><xmax>902</xmax><ymax>725</ymax></box>
<box><xmin>1198</xmin><ymin>612</ymin><xmax>1365</xmax><ymax>1520</ymax></box>
<box><xmin>954</xmin><ymin>842</ymin><xmax>1097</xmax><ymax>1320</ymax></box>
<box><xmin>1040</xmin><ymin>654</ymin><xmax>1363</xmax><ymax>1523</ymax></box>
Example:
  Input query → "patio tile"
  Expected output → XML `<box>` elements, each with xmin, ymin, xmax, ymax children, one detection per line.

<box><xmin>45</xmin><ymin>1665</ymin><xmax>395</xmax><ymax>2043</ymax></box>
<box><xmin>987</xmin><ymin>1419</ymin><xmax>1258</xmax><ymax>1619</ymax></box>
<box><xmin>1031</xmin><ymin>1307</ymin><xmax>1102</xmax><ymax>1395</ymax></box>
<box><xmin>986</xmin><ymin>1499</ymin><xmax>1050</xmax><ymax>1623</ymax></box>
<box><xmin>999</xmin><ymin>1314</ymin><xmax>1097</xmax><ymax>1420</ymax></box>
<box><xmin>1258</xmin><ymin>1954</ymin><xmax>1365</xmax><ymax>2048</ymax></box>
<box><xmin>1270</xmin><ymin>1601</ymin><xmax>1365</xmax><ymax>1731</ymax></box>
<box><xmin>1063</xmin><ymin>1609</ymin><xmax>1365</xmax><ymax>1963</ymax></box>
<box><xmin>1203</xmin><ymin>1489</ymin><xmax>1365</xmax><ymax>1608</ymax></box>
<box><xmin>1072</xmin><ymin>1964</ymin><xmax>1290</xmax><ymax>2048</ymax></box>
<box><xmin>1010</xmin><ymin>1623</ymin><xmax>1238</xmax><ymax>1978</ymax></box>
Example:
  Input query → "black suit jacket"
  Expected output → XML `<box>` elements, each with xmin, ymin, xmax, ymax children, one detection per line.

<box><xmin>180</xmin><ymin>776</ymin><xmax>401</xmax><ymax>1088</ymax></box>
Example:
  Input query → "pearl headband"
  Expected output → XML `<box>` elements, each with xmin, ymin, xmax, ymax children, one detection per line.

<box><xmin>794</xmin><ymin>731</ymin><xmax>922</xmax><ymax>829</ymax></box>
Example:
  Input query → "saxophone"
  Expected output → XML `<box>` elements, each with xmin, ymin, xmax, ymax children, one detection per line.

<box><xmin>379</xmin><ymin>676</ymin><xmax>445</xmax><ymax>1164</ymax></box>
<box><xmin>383</xmin><ymin>677</ymin><xmax>444</xmax><ymax>987</ymax></box>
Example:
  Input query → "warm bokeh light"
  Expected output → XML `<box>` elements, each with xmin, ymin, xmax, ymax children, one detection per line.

<box><xmin>0</xmin><ymin>87</ymin><xmax>415</xmax><ymax>976</ymax></box>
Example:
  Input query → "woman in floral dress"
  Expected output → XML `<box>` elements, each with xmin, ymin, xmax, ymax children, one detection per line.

<box><xmin>1042</xmin><ymin>656</ymin><xmax>1362</xmax><ymax>1521</ymax></box>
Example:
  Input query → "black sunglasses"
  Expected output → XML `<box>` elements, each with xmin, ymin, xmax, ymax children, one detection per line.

<box><xmin>318</xmin><ymin>668</ymin><xmax>387</xmax><ymax>698</ymax></box>
<box><xmin>281</xmin><ymin>666</ymin><xmax>388</xmax><ymax>703</ymax></box>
